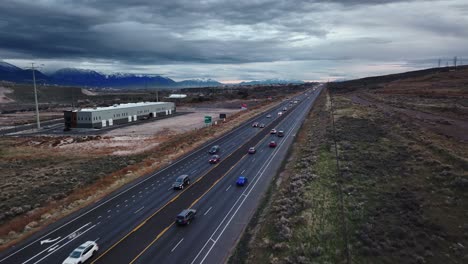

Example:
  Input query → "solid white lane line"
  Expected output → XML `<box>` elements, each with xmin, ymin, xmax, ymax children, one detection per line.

<box><xmin>134</xmin><ymin>206</ymin><xmax>145</xmax><ymax>214</ymax></box>
<box><xmin>23</xmin><ymin>223</ymin><xmax>92</xmax><ymax>264</ymax></box>
<box><xmin>204</xmin><ymin>207</ymin><xmax>213</xmax><ymax>216</ymax></box>
<box><xmin>171</xmin><ymin>238</ymin><xmax>184</xmax><ymax>252</ymax></box>
<box><xmin>32</xmin><ymin>224</ymin><xmax>96</xmax><ymax>264</ymax></box>
<box><xmin>192</xmin><ymin>93</ymin><xmax>315</xmax><ymax>264</ymax></box>
<box><xmin>225</xmin><ymin>185</ymin><xmax>232</xmax><ymax>192</ymax></box>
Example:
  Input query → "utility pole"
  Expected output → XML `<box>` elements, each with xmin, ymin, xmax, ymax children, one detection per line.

<box><xmin>438</xmin><ymin>59</ymin><xmax>441</xmax><ymax>68</ymax></box>
<box><xmin>32</xmin><ymin>63</ymin><xmax>41</xmax><ymax>129</ymax></box>
<box><xmin>454</xmin><ymin>56</ymin><xmax>458</xmax><ymax>68</ymax></box>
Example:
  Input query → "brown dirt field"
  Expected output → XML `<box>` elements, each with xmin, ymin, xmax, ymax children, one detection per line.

<box><xmin>0</xmin><ymin>90</ymin><xmax>306</xmax><ymax>248</ymax></box>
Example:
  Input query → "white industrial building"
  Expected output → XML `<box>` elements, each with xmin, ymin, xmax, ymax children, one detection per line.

<box><xmin>64</xmin><ymin>102</ymin><xmax>175</xmax><ymax>129</ymax></box>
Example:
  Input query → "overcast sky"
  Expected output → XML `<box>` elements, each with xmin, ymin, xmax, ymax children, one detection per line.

<box><xmin>1</xmin><ymin>0</ymin><xmax>467</xmax><ymax>82</ymax></box>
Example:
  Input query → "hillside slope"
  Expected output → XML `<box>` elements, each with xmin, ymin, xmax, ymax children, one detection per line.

<box><xmin>231</xmin><ymin>68</ymin><xmax>468</xmax><ymax>264</ymax></box>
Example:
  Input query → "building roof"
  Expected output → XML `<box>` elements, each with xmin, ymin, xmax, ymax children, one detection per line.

<box><xmin>80</xmin><ymin>102</ymin><xmax>170</xmax><ymax>112</ymax></box>
<box><xmin>167</xmin><ymin>94</ymin><xmax>187</xmax><ymax>98</ymax></box>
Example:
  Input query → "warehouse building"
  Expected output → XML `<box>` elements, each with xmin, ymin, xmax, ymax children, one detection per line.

<box><xmin>64</xmin><ymin>102</ymin><xmax>175</xmax><ymax>129</ymax></box>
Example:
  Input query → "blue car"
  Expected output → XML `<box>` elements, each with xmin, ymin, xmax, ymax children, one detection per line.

<box><xmin>236</xmin><ymin>176</ymin><xmax>248</xmax><ymax>186</ymax></box>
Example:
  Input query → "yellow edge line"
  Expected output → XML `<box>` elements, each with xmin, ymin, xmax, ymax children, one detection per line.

<box><xmin>129</xmin><ymin>116</ymin><xmax>293</xmax><ymax>262</ymax></box>
<box><xmin>129</xmin><ymin>223</ymin><xmax>175</xmax><ymax>264</ymax></box>
<box><xmin>94</xmin><ymin>98</ymin><xmax>297</xmax><ymax>263</ymax></box>
<box><xmin>129</xmin><ymin>153</ymin><xmax>248</xmax><ymax>264</ymax></box>
<box><xmin>92</xmin><ymin>127</ymin><xmax>264</xmax><ymax>263</ymax></box>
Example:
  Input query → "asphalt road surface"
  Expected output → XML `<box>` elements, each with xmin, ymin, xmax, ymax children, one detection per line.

<box><xmin>0</xmin><ymin>85</ymin><xmax>323</xmax><ymax>264</ymax></box>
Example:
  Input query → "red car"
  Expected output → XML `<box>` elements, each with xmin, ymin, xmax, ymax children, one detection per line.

<box><xmin>269</xmin><ymin>141</ymin><xmax>277</xmax><ymax>148</ymax></box>
<box><xmin>209</xmin><ymin>155</ymin><xmax>220</xmax><ymax>164</ymax></box>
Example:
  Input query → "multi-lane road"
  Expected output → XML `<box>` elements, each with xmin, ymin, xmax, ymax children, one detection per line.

<box><xmin>0</xmin><ymin>85</ymin><xmax>323</xmax><ymax>264</ymax></box>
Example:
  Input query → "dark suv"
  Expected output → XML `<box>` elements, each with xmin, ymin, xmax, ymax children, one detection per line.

<box><xmin>176</xmin><ymin>209</ymin><xmax>197</xmax><ymax>225</ymax></box>
<box><xmin>208</xmin><ymin>145</ymin><xmax>220</xmax><ymax>154</ymax></box>
<box><xmin>172</xmin><ymin>175</ymin><xmax>190</xmax><ymax>190</ymax></box>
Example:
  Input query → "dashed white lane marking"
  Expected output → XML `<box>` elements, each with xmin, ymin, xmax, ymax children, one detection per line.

<box><xmin>134</xmin><ymin>206</ymin><xmax>144</xmax><ymax>214</ymax></box>
<box><xmin>204</xmin><ymin>207</ymin><xmax>213</xmax><ymax>216</ymax></box>
<box><xmin>132</xmin><ymin>195</ymin><xmax>135</xmax><ymax>198</ymax></box>
<box><xmin>225</xmin><ymin>185</ymin><xmax>231</xmax><ymax>192</ymax></box>
<box><xmin>116</xmin><ymin>204</ymin><xmax>120</xmax><ymax>207</ymax></box>
<box><xmin>241</xmin><ymin>170</ymin><xmax>245</xmax><ymax>174</ymax></box>
<box><xmin>124</xmin><ymin>200</ymin><xmax>128</xmax><ymax>203</ymax></box>
<box><xmin>97</xmin><ymin>216</ymin><xmax>102</xmax><ymax>219</ymax></box>
<box><xmin>107</xmin><ymin>210</ymin><xmax>111</xmax><ymax>213</ymax></box>
<box><xmin>252</xmin><ymin>158</ymin><xmax>256</xmax><ymax>162</ymax></box>
<box><xmin>139</xmin><ymin>191</ymin><xmax>142</xmax><ymax>194</ymax></box>
<box><xmin>171</xmin><ymin>238</ymin><xmax>184</xmax><ymax>252</ymax></box>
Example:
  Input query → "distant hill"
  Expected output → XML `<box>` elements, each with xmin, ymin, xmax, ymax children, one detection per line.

<box><xmin>0</xmin><ymin>61</ymin><xmax>223</xmax><ymax>88</ymax></box>
<box><xmin>330</xmin><ymin>65</ymin><xmax>468</xmax><ymax>93</ymax></box>
<box><xmin>50</xmin><ymin>68</ymin><xmax>176</xmax><ymax>88</ymax></box>
<box><xmin>0</xmin><ymin>61</ymin><xmax>49</xmax><ymax>84</ymax></box>
<box><xmin>176</xmin><ymin>78</ymin><xmax>222</xmax><ymax>87</ymax></box>
<box><xmin>238</xmin><ymin>79</ymin><xmax>304</xmax><ymax>85</ymax></box>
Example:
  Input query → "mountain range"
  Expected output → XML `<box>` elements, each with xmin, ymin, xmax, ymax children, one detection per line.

<box><xmin>0</xmin><ymin>61</ymin><xmax>304</xmax><ymax>88</ymax></box>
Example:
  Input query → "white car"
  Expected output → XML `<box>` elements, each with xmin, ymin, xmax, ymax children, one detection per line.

<box><xmin>63</xmin><ymin>241</ymin><xmax>98</xmax><ymax>264</ymax></box>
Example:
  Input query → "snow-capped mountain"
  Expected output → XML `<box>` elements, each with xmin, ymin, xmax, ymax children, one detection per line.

<box><xmin>0</xmin><ymin>62</ymin><xmax>223</xmax><ymax>88</ymax></box>
<box><xmin>238</xmin><ymin>79</ymin><xmax>304</xmax><ymax>86</ymax></box>
<box><xmin>176</xmin><ymin>78</ymin><xmax>222</xmax><ymax>87</ymax></box>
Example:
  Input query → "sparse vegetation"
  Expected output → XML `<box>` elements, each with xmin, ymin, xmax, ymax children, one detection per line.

<box><xmin>0</xmin><ymin>85</ymin><xmax>309</xmax><ymax>249</ymax></box>
<box><xmin>232</xmin><ymin>68</ymin><xmax>468</xmax><ymax>263</ymax></box>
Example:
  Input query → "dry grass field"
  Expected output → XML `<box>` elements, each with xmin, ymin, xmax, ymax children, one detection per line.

<box><xmin>231</xmin><ymin>67</ymin><xmax>468</xmax><ymax>264</ymax></box>
<box><xmin>0</xmin><ymin>85</ymin><xmax>309</xmax><ymax>248</ymax></box>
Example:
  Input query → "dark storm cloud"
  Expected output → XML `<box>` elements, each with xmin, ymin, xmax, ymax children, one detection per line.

<box><xmin>0</xmin><ymin>0</ymin><xmax>431</xmax><ymax>65</ymax></box>
<box><xmin>1</xmin><ymin>0</ymin><xmax>467</xmax><ymax>81</ymax></box>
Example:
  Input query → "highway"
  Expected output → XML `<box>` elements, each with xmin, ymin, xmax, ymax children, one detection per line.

<box><xmin>0</xmin><ymin>84</ymin><xmax>322</xmax><ymax>264</ymax></box>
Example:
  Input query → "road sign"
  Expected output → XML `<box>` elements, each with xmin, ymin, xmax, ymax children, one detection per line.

<box><xmin>204</xmin><ymin>116</ymin><xmax>212</xmax><ymax>124</ymax></box>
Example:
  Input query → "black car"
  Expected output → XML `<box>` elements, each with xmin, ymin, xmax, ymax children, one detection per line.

<box><xmin>277</xmin><ymin>130</ymin><xmax>284</xmax><ymax>137</ymax></box>
<box><xmin>208</xmin><ymin>145</ymin><xmax>220</xmax><ymax>154</ymax></box>
<box><xmin>173</xmin><ymin>175</ymin><xmax>190</xmax><ymax>190</ymax></box>
<box><xmin>176</xmin><ymin>209</ymin><xmax>197</xmax><ymax>225</ymax></box>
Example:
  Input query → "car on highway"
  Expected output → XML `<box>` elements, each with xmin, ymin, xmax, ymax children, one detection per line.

<box><xmin>259</xmin><ymin>123</ymin><xmax>265</xmax><ymax>128</ymax></box>
<box><xmin>248</xmin><ymin>147</ymin><xmax>256</xmax><ymax>154</ymax></box>
<box><xmin>209</xmin><ymin>155</ymin><xmax>221</xmax><ymax>164</ymax></box>
<box><xmin>283</xmin><ymin>107</ymin><xmax>287</xmax><ymax>111</ymax></box>
<box><xmin>252</xmin><ymin>122</ymin><xmax>259</xmax><ymax>127</ymax></box>
<box><xmin>269</xmin><ymin>141</ymin><xmax>277</xmax><ymax>148</ymax></box>
<box><xmin>236</xmin><ymin>176</ymin><xmax>248</xmax><ymax>186</ymax></box>
<box><xmin>62</xmin><ymin>241</ymin><xmax>98</xmax><ymax>264</ymax></box>
<box><xmin>266</xmin><ymin>114</ymin><xmax>272</xmax><ymax>118</ymax></box>
<box><xmin>277</xmin><ymin>130</ymin><xmax>284</xmax><ymax>137</ymax></box>
<box><xmin>173</xmin><ymin>174</ymin><xmax>190</xmax><ymax>190</ymax></box>
<box><xmin>176</xmin><ymin>209</ymin><xmax>197</xmax><ymax>225</ymax></box>
<box><xmin>270</xmin><ymin>129</ymin><xmax>277</xmax><ymax>134</ymax></box>
<box><xmin>208</xmin><ymin>145</ymin><xmax>220</xmax><ymax>154</ymax></box>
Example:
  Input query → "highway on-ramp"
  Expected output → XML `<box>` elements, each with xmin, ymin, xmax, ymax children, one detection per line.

<box><xmin>0</xmin><ymin>85</ymin><xmax>322</xmax><ymax>264</ymax></box>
